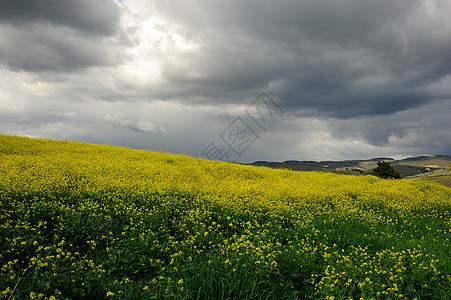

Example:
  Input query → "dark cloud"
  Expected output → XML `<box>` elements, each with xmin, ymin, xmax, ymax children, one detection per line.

<box><xmin>0</xmin><ymin>0</ymin><xmax>450</xmax><ymax>161</ymax></box>
<box><xmin>0</xmin><ymin>24</ymin><xmax>124</xmax><ymax>72</ymax></box>
<box><xmin>0</xmin><ymin>0</ymin><xmax>120</xmax><ymax>36</ymax></box>
<box><xmin>326</xmin><ymin>99</ymin><xmax>451</xmax><ymax>153</ymax></box>
<box><xmin>0</xmin><ymin>0</ymin><xmax>124</xmax><ymax>72</ymax></box>
<box><xmin>147</xmin><ymin>0</ymin><xmax>451</xmax><ymax>118</ymax></box>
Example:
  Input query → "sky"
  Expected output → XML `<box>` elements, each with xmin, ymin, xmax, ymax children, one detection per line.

<box><xmin>1</xmin><ymin>0</ymin><xmax>450</xmax><ymax>163</ymax></box>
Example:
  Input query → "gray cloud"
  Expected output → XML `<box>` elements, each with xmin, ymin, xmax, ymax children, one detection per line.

<box><xmin>148</xmin><ymin>0</ymin><xmax>451</xmax><ymax>117</ymax></box>
<box><xmin>0</xmin><ymin>0</ymin><xmax>450</xmax><ymax>161</ymax></box>
<box><xmin>104</xmin><ymin>113</ymin><xmax>166</xmax><ymax>133</ymax></box>
<box><xmin>0</xmin><ymin>0</ymin><xmax>126</xmax><ymax>72</ymax></box>
<box><xmin>0</xmin><ymin>0</ymin><xmax>120</xmax><ymax>36</ymax></box>
<box><xmin>0</xmin><ymin>23</ymin><xmax>126</xmax><ymax>72</ymax></box>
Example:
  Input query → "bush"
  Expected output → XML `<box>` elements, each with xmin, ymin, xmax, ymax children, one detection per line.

<box><xmin>371</xmin><ymin>161</ymin><xmax>401</xmax><ymax>179</ymax></box>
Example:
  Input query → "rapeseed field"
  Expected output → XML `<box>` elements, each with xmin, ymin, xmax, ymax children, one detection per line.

<box><xmin>0</xmin><ymin>134</ymin><xmax>450</xmax><ymax>299</ymax></box>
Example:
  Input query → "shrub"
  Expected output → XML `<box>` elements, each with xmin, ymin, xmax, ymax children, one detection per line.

<box><xmin>372</xmin><ymin>161</ymin><xmax>401</xmax><ymax>179</ymax></box>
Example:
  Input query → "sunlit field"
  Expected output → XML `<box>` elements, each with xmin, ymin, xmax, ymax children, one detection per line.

<box><xmin>1</xmin><ymin>135</ymin><xmax>450</xmax><ymax>299</ymax></box>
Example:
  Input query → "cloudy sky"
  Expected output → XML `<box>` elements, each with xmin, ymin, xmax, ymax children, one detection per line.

<box><xmin>1</xmin><ymin>0</ymin><xmax>450</xmax><ymax>162</ymax></box>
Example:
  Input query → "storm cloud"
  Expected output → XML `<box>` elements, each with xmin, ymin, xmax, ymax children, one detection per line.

<box><xmin>1</xmin><ymin>0</ymin><xmax>450</xmax><ymax>161</ymax></box>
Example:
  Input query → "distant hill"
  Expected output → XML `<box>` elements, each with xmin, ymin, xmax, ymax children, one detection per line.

<box><xmin>405</xmin><ymin>167</ymin><xmax>451</xmax><ymax>188</ymax></box>
<box><xmin>249</xmin><ymin>155</ymin><xmax>451</xmax><ymax>178</ymax></box>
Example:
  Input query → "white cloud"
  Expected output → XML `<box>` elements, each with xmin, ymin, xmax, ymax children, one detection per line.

<box><xmin>1</xmin><ymin>0</ymin><xmax>450</xmax><ymax>162</ymax></box>
<box><xmin>104</xmin><ymin>113</ymin><xmax>165</xmax><ymax>133</ymax></box>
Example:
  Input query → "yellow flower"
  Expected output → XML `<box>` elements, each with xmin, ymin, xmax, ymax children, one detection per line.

<box><xmin>178</xmin><ymin>279</ymin><xmax>184</xmax><ymax>284</ymax></box>
<box><xmin>106</xmin><ymin>291</ymin><xmax>115</xmax><ymax>297</ymax></box>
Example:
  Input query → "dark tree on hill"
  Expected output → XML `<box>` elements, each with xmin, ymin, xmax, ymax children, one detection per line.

<box><xmin>371</xmin><ymin>161</ymin><xmax>401</xmax><ymax>179</ymax></box>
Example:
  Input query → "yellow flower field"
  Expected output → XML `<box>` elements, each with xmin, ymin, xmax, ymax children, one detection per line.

<box><xmin>0</xmin><ymin>134</ymin><xmax>450</xmax><ymax>299</ymax></box>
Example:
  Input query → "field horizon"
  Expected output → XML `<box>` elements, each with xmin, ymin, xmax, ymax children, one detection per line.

<box><xmin>1</xmin><ymin>134</ymin><xmax>450</xmax><ymax>299</ymax></box>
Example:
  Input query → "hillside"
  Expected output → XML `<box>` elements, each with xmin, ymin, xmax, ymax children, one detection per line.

<box><xmin>250</xmin><ymin>155</ymin><xmax>451</xmax><ymax>177</ymax></box>
<box><xmin>1</xmin><ymin>134</ymin><xmax>450</xmax><ymax>299</ymax></box>
<box><xmin>406</xmin><ymin>168</ymin><xmax>451</xmax><ymax>188</ymax></box>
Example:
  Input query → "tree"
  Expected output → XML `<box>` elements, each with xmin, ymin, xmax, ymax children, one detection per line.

<box><xmin>371</xmin><ymin>161</ymin><xmax>401</xmax><ymax>179</ymax></box>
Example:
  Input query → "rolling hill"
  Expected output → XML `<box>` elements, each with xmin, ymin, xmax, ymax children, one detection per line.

<box><xmin>406</xmin><ymin>168</ymin><xmax>451</xmax><ymax>188</ymax></box>
<box><xmin>1</xmin><ymin>134</ymin><xmax>450</xmax><ymax>299</ymax></box>
<box><xmin>250</xmin><ymin>155</ymin><xmax>451</xmax><ymax>177</ymax></box>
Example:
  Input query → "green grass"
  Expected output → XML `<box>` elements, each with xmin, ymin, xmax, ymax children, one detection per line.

<box><xmin>406</xmin><ymin>168</ymin><xmax>451</xmax><ymax>188</ymax></box>
<box><xmin>1</xmin><ymin>135</ymin><xmax>451</xmax><ymax>299</ymax></box>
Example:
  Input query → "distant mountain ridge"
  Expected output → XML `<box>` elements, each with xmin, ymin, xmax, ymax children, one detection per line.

<box><xmin>249</xmin><ymin>155</ymin><xmax>451</xmax><ymax>177</ymax></box>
